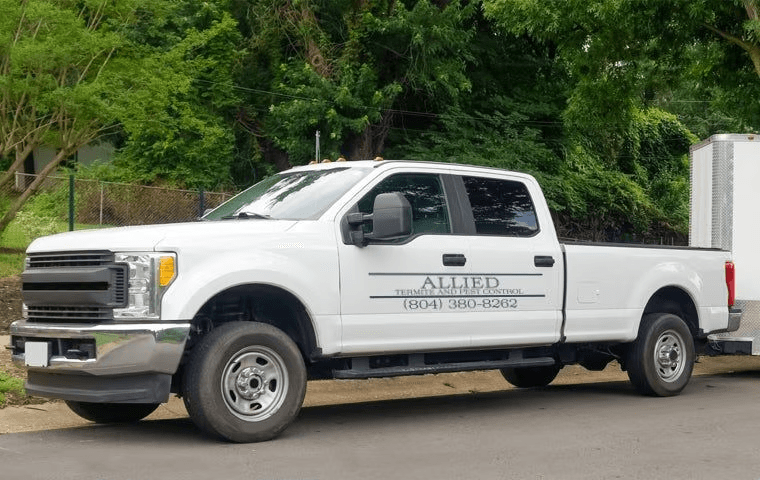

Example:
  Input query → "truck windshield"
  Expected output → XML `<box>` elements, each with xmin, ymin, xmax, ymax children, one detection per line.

<box><xmin>204</xmin><ymin>166</ymin><xmax>372</xmax><ymax>221</ymax></box>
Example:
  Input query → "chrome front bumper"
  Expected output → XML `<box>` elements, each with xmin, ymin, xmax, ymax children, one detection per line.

<box><xmin>9</xmin><ymin>320</ymin><xmax>190</xmax><ymax>376</ymax></box>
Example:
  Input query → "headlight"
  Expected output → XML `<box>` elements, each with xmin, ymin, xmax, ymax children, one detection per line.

<box><xmin>113</xmin><ymin>252</ymin><xmax>177</xmax><ymax>320</ymax></box>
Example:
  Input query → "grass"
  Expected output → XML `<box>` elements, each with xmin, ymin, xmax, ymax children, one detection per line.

<box><xmin>0</xmin><ymin>219</ymin><xmax>31</xmax><ymax>277</ymax></box>
<box><xmin>0</xmin><ymin>215</ymin><xmax>100</xmax><ymax>278</ymax></box>
<box><xmin>0</xmin><ymin>371</ymin><xmax>25</xmax><ymax>407</ymax></box>
<box><xmin>1</xmin><ymin>219</ymin><xmax>31</xmax><ymax>250</ymax></box>
<box><xmin>0</xmin><ymin>253</ymin><xmax>24</xmax><ymax>277</ymax></box>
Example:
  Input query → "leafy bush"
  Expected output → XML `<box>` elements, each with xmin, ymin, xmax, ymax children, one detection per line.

<box><xmin>14</xmin><ymin>210</ymin><xmax>64</xmax><ymax>242</ymax></box>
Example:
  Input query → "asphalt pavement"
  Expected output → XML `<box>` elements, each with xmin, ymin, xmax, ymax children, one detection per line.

<box><xmin>2</xmin><ymin>372</ymin><xmax>760</xmax><ymax>480</ymax></box>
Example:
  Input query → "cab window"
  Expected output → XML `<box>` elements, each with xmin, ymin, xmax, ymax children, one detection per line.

<box><xmin>462</xmin><ymin>176</ymin><xmax>538</xmax><ymax>236</ymax></box>
<box><xmin>357</xmin><ymin>173</ymin><xmax>451</xmax><ymax>235</ymax></box>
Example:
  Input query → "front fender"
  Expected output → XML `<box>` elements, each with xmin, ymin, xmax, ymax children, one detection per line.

<box><xmin>160</xmin><ymin>247</ymin><xmax>340</xmax><ymax>322</ymax></box>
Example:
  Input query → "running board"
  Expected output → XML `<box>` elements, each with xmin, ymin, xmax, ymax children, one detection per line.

<box><xmin>332</xmin><ymin>353</ymin><xmax>556</xmax><ymax>379</ymax></box>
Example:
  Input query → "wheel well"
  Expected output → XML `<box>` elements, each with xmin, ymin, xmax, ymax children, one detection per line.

<box><xmin>187</xmin><ymin>284</ymin><xmax>318</xmax><ymax>362</ymax></box>
<box><xmin>642</xmin><ymin>286</ymin><xmax>699</xmax><ymax>335</ymax></box>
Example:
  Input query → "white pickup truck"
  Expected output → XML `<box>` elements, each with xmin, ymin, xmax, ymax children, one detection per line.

<box><xmin>9</xmin><ymin>160</ymin><xmax>741</xmax><ymax>442</ymax></box>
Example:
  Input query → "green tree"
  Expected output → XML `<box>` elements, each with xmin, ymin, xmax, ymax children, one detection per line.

<box><xmin>0</xmin><ymin>0</ymin><xmax>240</xmax><ymax>236</ymax></box>
<box><xmin>477</xmin><ymin>0</ymin><xmax>760</xmax><ymax>238</ymax></box>
<box><xmin>112</xmin><ymin>1</ymin><xmax>241</xmax><ymax>188</ymax></box>
<box><xmin>0</xmin><ymin>0</ymin><xmax>127</xmax><ymax>233</ymax></box>
<box><xmin>231</xmin><ymin>0</ymin><xmax>476</xmax><ymax>172</ymax></box>
<box><xmin>482</xmin><ymin>0</ymin><xmax>760</xmax><ymax>136</ymax></box>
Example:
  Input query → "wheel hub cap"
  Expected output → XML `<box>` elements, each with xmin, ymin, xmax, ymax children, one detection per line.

<box><xmin>221</xmin><ymin>346</ymin><xmax>289</xmax><ymax>422</ymax></box>
<box><xmin>654</xmin><ymin>329</ymin><xmax>686</xmax><ymax>382</ymax></box>
<box><xmin>235</xmin><ymin>367</ymin><xmax>265</xmax><ymax>400</ymax></box>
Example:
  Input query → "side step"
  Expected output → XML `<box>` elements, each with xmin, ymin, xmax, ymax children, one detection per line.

<box><xmin>333</xmin><ymin>351</ymin><xmax>556</xmax><ymax>379</ymax></box>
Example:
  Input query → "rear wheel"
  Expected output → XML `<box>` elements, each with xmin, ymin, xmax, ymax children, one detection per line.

<box><xmin>500</xmin><ymin>365</ymin><xmax>561</xmax><ymax>388</ymax></box>
<box><xmin>183</xmin><ymin>321</ymin><xmax>307</xmax><ymax>443</ymax></box>
<box><xmin>626</xmin><ymin>313</ymin><xmax>695</xmax><ymax>397</ymax></box>
<box><xmin>65</xmin><ymin>401</ymin><xmax>159</xmax><ymax>423</ymax></box>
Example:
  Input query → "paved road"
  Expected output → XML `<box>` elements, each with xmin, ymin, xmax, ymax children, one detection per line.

<box><xmin>2</xmin><ymin>372</ymin><xmax>760</xmax><ymax>480</ymax></box>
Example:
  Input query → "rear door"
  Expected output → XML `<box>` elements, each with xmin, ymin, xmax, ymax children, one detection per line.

<box><xmin>453</xmin><ymin>172</ymin><xmax>564</xmax><ymax>347</ymax></box>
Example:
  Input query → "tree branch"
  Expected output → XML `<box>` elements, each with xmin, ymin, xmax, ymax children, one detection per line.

<box><xmin>704</xmin><ymin>21</ymin><xmax>760</xmax><ymax>78</ymax></box>
<box><xmin>703</xmin><ymin>23</ymin><xmax>753</xmax><ymax>54</ymax></box>
<box><xmin>746</xmin><ymin>0</ymin><xmax>759</xmax><ymax>21</ymax></box>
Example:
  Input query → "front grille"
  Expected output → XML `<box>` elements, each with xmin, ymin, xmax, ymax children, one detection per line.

<box><xmin>27</xmin><ymin>306</ymin><xmax>113</xmax><ymax>323</ymax></box>
<box><xmin>27</xmin><ymin>251</ymin><xmax>114</xmax><ymax>269</ymax></box>
<box><xmin>24</xmin><ymin>250</ymin><xmax>125</xmax><ymax>323</ymax></box>
<box><xmin>113</xmin><ymin>268</ymin><xmax>126</xmax><ymax>305</ymax></box>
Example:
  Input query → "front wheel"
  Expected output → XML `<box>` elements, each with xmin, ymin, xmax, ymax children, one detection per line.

<box><xmin>500</xmin><ymin>365</ymin><xmax>561</xmax><ymax>388</ymax></box>
<box><xmin>626</xmin><ymin>313</ymin><xmax>695</xmax><ymax>397</ymax></box>
<box><xmin>182</xmin><ymin>322</ymin><xmax>307</xmax><ymax>443</ymax></box>
<box><xmin>65</xmin><ymin>401</ymin><xmax>159</xmax><ymax>423</ymax></box>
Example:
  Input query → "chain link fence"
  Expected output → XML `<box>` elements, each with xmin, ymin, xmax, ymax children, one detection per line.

<box><xmin>4</xmin><ymin>173</ymin><xmax>235</xmax><ymax>230</ymax></box>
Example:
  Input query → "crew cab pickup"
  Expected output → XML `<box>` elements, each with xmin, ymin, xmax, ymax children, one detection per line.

<box><xmin>9</xmin><ymin>160</ymin><xmax>741</xmax><ymax>442</ymax></box>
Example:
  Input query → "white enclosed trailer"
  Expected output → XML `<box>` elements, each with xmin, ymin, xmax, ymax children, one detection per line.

<box><xmin>691</xmin><ymin>133</ymin><xmax>760</xmax><ymax>355</ymax></box>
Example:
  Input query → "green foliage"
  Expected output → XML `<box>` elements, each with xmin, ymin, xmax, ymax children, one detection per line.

<box><xmin>235</xmin><ymin>0</ymin><xmax>476</xmax><ymax>165</ymax></box>
<box><xmin>69</xmin><ymin>161</ymin><xmax>133</xmax><ymax>184</ymax></box>
<box><xmin>0</xmin><ymin>0</ymin><xmax>242</xmax><ymax>190</ymax></box>
<box><xmin>483</xmin><ymin>0</ymin><xmax>760</xmax><ymax>135</ymax></box>
<box><xmin>0</xmin><ymin>253</ymin><xmax>24</xmax><ymax>278</ymax></box>
<box><xmin>0</xmin><ymin>372</ymin><xmax>25</xmax><ymax>407</ymax></box>
<box><xmin>24</xmin><ymin>185</ymin><xmax>69</xmax><ymax>220</ymax></box>
<box><xmin>475</xmin><ymin>0</ymin><xmax>760</xmax><ymax>237</ymax></box>
<box><xmin>14</xmin><ymin>210</ymin><xmax>65</xmax><ymax>242</ymax></box>
<box><xmin>0</xmin><ymin>214</ymin><xmax>29</xmax><ymax>250</ymax></box>
<box><xmin>0</xmin><ymin>0</ymin><xmax>130</xmax><ymax>152</ymax></box>
<box><xmin>112</xmin><ymin>1</ymin><xmax>242</xmax><ymax>188</ymax></box>
<box><xmin>5</xmin><ymin>0</ymin><xmax>758</xmax><ymax>242</ymax></box>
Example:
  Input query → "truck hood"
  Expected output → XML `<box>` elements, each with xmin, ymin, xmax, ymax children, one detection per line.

<box><xmin>27</xmin><ymin>220</ymin><xmax>299</xmax><ymax>254</ymax></box>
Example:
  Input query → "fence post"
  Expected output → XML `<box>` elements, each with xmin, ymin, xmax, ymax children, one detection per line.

<box><xmin>198</xmin><ymin>189</ymin><xmax>205</xmax><ymax>218</ymax></box>
<box><xmin>68</xmin><ymin>174</ymin><xmax>75</xmax><ymax>231</ymax></box>
<box><xmin>99</xmin><ymin>183</ymin><xmax>104</xmax><ymax>225</ymax></box>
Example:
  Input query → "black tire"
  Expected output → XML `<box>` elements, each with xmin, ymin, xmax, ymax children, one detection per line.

<box><xmin>182</xmin><ymin>322</ymin><xmax>307</xmax><ymax>443</ymax></box>
<box><xmin>65</xmin><ymin>401</ymin><xmax>159</xmax><ymax>423</ymax></box>
<box><xmin>500</xmin><ymin>365</ymin><xmax>561</xmax><ymax>388</ymax></box>
<box><xmin>626</xmin><ymin>313</ymin><xmax>695</xmax><ymax>397</ymax></box>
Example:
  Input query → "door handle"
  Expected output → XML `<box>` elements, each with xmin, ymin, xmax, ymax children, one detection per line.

<box><xmin>534</xmin><ymin>255</ymin><xmax>555</xmax><ymax>267</ymax></box>
<box><xmin>443</xmin><ymin>253</ymin><xmax>467</xmax><ymax>267</ymax></box>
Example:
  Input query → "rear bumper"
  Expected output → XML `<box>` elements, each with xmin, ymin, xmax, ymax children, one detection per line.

<box><xmin>708</xmin><ymin>307</ymin><xmax>743</xmax><ymax>335</ymax></box>
<box><xmin>698</xmin><ymin>307</ymin><xmax>742</xmax><ymax>336</ymax></box>
<box><xmin>8</xmin><ymin>320</ymin><xmax>190</xmax><ymax>402</ymax></box>
<box><xmin>727</xmin><ymin>307</ymin><xmax>743</xmax><ymax>332</ymax></box>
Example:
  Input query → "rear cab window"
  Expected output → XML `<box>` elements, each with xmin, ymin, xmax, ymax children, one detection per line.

<box><xmin>461</xmin><ymin>176</ymin><xmax>539</xmax><ymax>237</ymax></box>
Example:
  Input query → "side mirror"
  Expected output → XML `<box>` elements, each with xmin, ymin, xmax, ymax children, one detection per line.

<box><xmin>346</xmin><ymin>192</ymin><xmax>412</xmax><ymax>246</ymax></box>
<box><xmin>371</xmin><ymin>192</ymin><xmax>412</xmax><ymax>239</ymax></box>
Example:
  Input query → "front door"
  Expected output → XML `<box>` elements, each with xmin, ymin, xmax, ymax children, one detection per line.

<box><xmin>337</xmin><ymin>169</ymin><xmax>474</xmax><ymax>354</ymax></box>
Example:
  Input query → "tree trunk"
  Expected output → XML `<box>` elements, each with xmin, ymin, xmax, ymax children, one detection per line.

<box><xmin>235</xmin><ymin>110</ymin><xmax>292</xmax><ymax>171</ymax></box>
<box><xmin>748</xmin><ymin>44</ymin><xmax>760</xmax><ymax>79</ymax></box>
<box><xmin>260</xmin><ymin>137</ymin><xmax>292</xmax><ymax>171</ymax></box>
<box><xmin>343</xmin><ymin>111</ymin><xmax>394</xmax><ymax>160</ymax></box>
<box><xmin>0</xmin><ymin>148</ymin><xmax>71</xmax><ymax>235</ymax></box>
<box><xmin>0</xmin><ymin>144</ymin><xmax>35</xmax><ymax>191</ymax></box>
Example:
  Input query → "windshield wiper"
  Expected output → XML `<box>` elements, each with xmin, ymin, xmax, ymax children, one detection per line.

<box><xmin>221</xmin><ymin>211</ymin><xmax>272</xmax><ymax>220</ymax></box>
